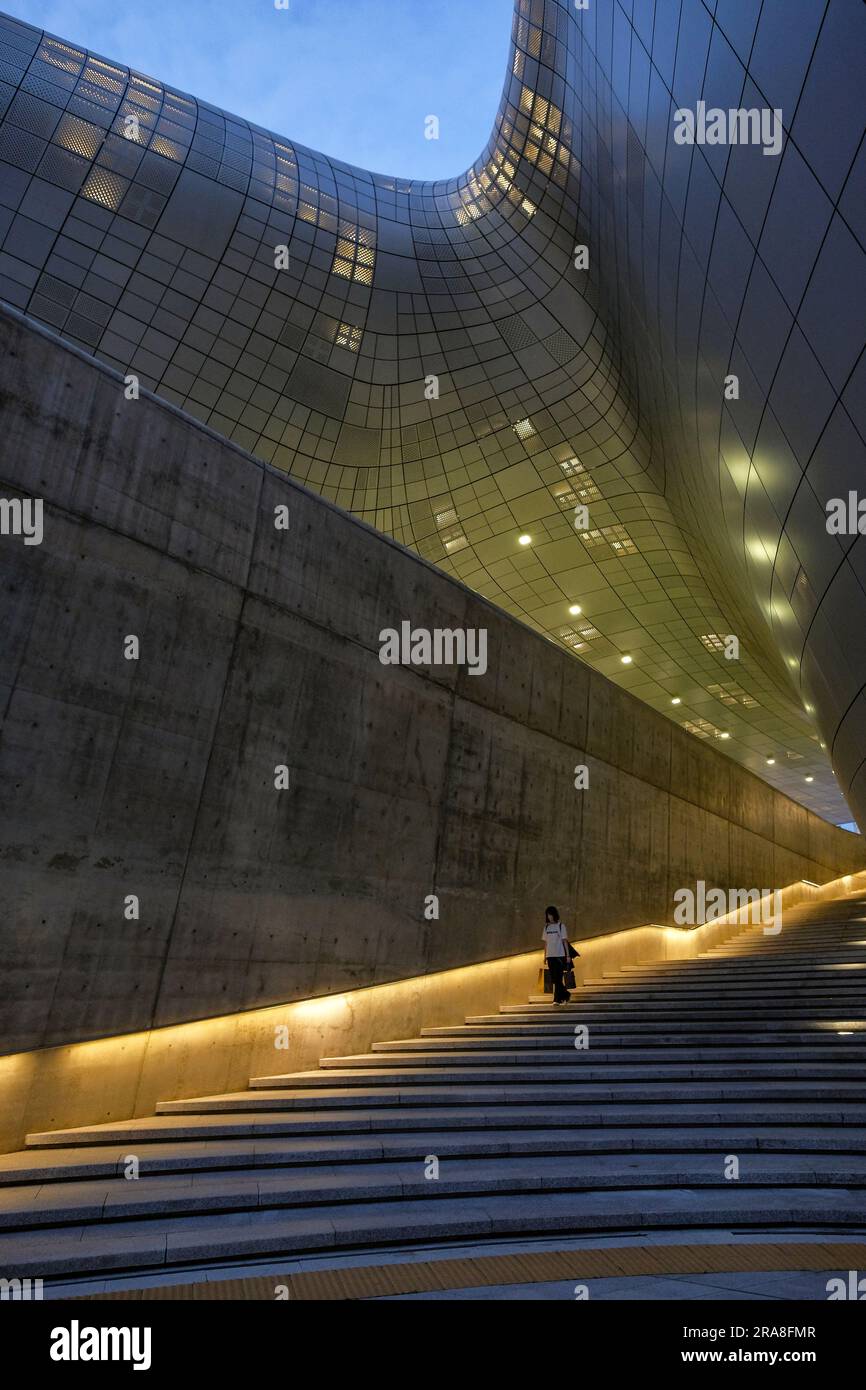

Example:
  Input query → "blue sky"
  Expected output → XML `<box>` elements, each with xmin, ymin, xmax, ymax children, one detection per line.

<box><xmin>2</xmin><ymin>0</ymin><xmax>513</xmax><ymax>178</ymax></box>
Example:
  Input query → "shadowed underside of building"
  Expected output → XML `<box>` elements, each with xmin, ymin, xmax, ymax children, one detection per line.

<box><xmin>0</xmin><ymin>1</ymin><xmax>863</xmax><ymax>823</ymax></box>
<box><xmin>0</xmin><ymin>0</ymin><xmax>865</xmax><ymax>1292</ymax></box>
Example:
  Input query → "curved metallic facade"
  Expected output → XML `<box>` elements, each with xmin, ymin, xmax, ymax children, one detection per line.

<box><xmin>0</xmin><ymin>1</ymin><xmax>863</xmax><ymax>824</ymax></box>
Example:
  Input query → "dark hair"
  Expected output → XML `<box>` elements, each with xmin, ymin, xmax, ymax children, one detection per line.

<box><xmin>545</xmin><ymin>905</ymin><xmax>560</xmax><ymax>923</ymax></box>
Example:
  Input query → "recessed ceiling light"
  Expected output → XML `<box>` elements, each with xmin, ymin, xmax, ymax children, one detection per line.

<box><xmin>805</xmin><ymin>776</ymin><xmax>814</xmax><ymax>783</ymax></box>
<box><xmin>621</xmin><ymin>654</ymin><xmax>632</xmax><ymax>665</ymax></box>
<box><xmin>518</xmin><ymin>534</ymin><xmax>531</xmax><ymax>546</ymax></box>
<box><xmin>720</xmin><ymin>732</ymin><xmax>730</xmax><ymax>739</ymax></box>
<box><xmin>568</xmin><ymin>604</ymin><xmax>582</xmax><ymax>615</ymax></box>
<box><xmin>671</xmin><ymin>697</ymin><xmax>681</xmax><ymax>705</ymax></box>
<box><xmin>766</xmin><ymin>757</ymin><xmax>775</xmax><ymax>765</ymax></box>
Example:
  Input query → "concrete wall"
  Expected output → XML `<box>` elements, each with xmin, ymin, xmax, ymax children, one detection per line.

<box><xmin>1</xmin><ymin>305</ymin><xmax>863</xmax><ymax>1056</ymax></box>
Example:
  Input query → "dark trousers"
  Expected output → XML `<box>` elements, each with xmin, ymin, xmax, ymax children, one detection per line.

<box><xmin>547</xmin><ymin>955</ymin><xmax>571</xmax><ymax>1002</ymax></box>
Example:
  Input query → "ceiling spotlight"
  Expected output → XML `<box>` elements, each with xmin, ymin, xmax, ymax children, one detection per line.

<box><xmin>766</xmin><ymin>757</ymin><xmax>775</xmax><ymax>765</ymax></box>
<box><xmin>720</xmin><ymin>732</ymin><xmax>730</xmax><ymax>739</ymax></box>
<box><xmin>568</xmin><ymin>604</ymin><xmax>582</xmax><ymax>615</ymax></box>
<box><xmin>518</xmin><ymin>534</ymin><xmax>531</xmax><ymax>546</ymax></box>
<box><xmin>621</xmin><ymin>654</ymin><xmax>633</xmax><ymax>665</ymax></box>
<box><xmin>671</xmin><ymin>697</ymin><xmax>681</xmax><ymax>705</ymax></box>
<box><xmin>805</xmin><ymin>776</ymin><xmax>814</xmax><ymax>783</ymax></box>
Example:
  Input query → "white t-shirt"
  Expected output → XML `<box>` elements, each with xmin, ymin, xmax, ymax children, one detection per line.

<box><xmin>542</xmin><ymin>921</ymin><xmax>568</xmax><ymax>958</ymax></box>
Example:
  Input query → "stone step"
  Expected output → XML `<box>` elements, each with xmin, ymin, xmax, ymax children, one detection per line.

<box><xmin>576</xmin><ymin>985</ymin><xmax>866</xmax><ymax>997</ymax></box>
<box><xmin>706</xmin><ymin>947</ymin><xmax>865</xmax><ymax>957</ymax></box>
<box><xmin>532</xmin><ymin>992</ymin><xmax>866</xmax><ymax>1002</ymax></box>
<box><xmin>264</xmin><ymin>1061</ymin><xmax>866</xmax><ymax>1084</ymax></box>
<box><xmin>4</xmin><ymin>1152</ymin><xmax>866</xmax><ymax>1232</ymax></box>
<box><xmin>579</xmin><ymin>992</ymin><xmax>866</xmax><ymax>1004</ymax></box>
<box><xmin>612</xmin><ymin>959</ymin><xmax>866</xmax><ymax>974</ymax></box>
<box><xmin>552</xmin><ymin>970</ymin><xmax>866</xmax><ymax>980</ymax></box>
<box><xmin>6</xmin><ymin>1124</ymin><xmax>866</xmax><ymax>1184</ymax></box>
<box><xmin>527</xmin><ymin>996</ymin><xmax>866</xmax><ymax>1011</ymax></box>
<box><xmin>451</xmin><ymin>1020</ymin><xmax>863</xmax><ymax>1035</ymax></box>
<box><xmin>619</xmin><ymin>945</ymin><xmax>866</xmax><ymax>960</ymax></box>
<box><xmin>578</xmin><ymin>980</ymin><xmax>866</xmax><ymax>994</ymax></box>
<box><xmin>513</xmin><ymin>1002</ymin><xmax>866</xmax><ymax>1016</ymax></box>
<box><xmin>606</xmin><ymin>950</ymin><xmax>866</xmax><ymax>959</ymax></box>
<box><xmin>2</xmin><ymin>1187</ymin><xmax>865</xmax><ymax>1279</ymax></box>
<box><xmin>369</xmin><ymin>1040</ymin><xmax>866</xmax><ymax>1059</ymax></box>
<box><xmin>163</xmin><ymin>1081</ymin><xmax>866</xmax><ymax>1111</ymax></box>
<box><xmin>613</xmin><ymin>957</ymin><xmax>866</xmax><ymax>971</ymax></box>
<box><xmin>27</xmin><ymin>1100</ymin><xmax>866</xmax><ymax>1147</ymax></box>
<box><xmin>583</xmin><ymin>972</ymin><xmax>866</xmax><ymax>982</ymax></box>
<box><xmin>421</xmin><ymin>1026</ymin><xmax>866</xmax><ymax>1045</ymax></box>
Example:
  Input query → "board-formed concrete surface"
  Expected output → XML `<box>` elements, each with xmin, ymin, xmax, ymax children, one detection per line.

<box><xmin>0</xmin><ymin>892</ymin><xmax>864</xmax><ymax>1291</ymax></box>
<box><xmin>1</xmin><ymin>305</ymin><xmax>863</xmax><ymax>1055</ymax></box>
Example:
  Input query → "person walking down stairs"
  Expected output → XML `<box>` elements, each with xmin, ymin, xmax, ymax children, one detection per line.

<box><xmin>543</xmin><ymin>905</ymin><xmax>576</xmax><ymax>1004</ymax></box>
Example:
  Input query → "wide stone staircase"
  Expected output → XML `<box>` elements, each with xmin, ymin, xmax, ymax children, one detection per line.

<box><xmin>2</xmin><ymin>895</ymin><xmax>866</xmax><ymax>1286</ymax></box>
